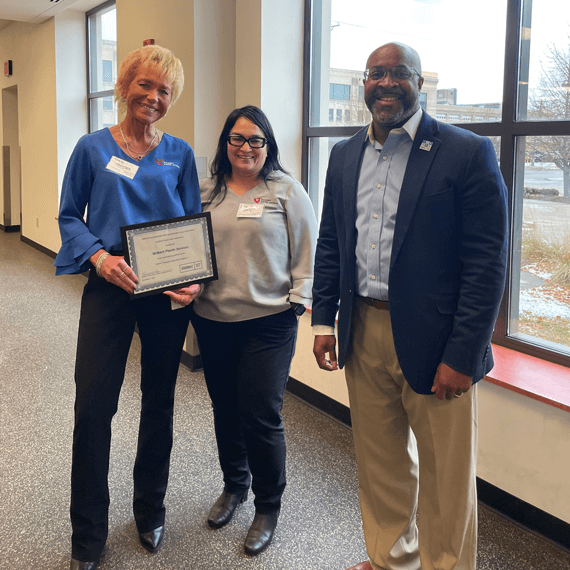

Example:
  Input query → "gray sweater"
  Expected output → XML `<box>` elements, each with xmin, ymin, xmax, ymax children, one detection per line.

<box><xmin>193</xmin><ymin>172</ymin><xmax>318</xmax><ymax>322</ymax></box>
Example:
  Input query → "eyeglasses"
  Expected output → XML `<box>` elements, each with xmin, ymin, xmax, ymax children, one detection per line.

<box><xmin>363</xmin><ymin>66</ymin><xmax>420</xmax><ymax>82</ymax></box>
<box><xmin>227</xmin><ymin>134</ymin><xmax>268</xmax><ymax>149</ymax></box>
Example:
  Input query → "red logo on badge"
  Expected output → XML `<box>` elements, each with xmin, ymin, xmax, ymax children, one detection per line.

<box><xmin>156</xmin><ymin>159</ymin><xmax>163</xmax><ymax>165</ymax></box>
<box><xmin>254</xmin><ymin>197</ymin><xmax>261</xmax><ymax>203</ymax></box>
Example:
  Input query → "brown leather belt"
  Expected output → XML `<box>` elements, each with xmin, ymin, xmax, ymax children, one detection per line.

<box><xmin>357</xmin><ymin>296</ymin><xmax>389</xmax><ymax>310</ymax></box>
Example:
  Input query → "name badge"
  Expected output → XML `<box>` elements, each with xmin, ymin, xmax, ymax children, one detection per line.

<box><xmin>237</xmin><ymin>203</ymin><xmax>264</xmax><ymax>218</ymax></box>
<box><xmin>106</xmin><ymin>156</ymin><xmax>139</xmax><ymax>179</ymax></box>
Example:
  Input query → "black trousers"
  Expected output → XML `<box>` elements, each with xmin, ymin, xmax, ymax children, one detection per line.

<box><xmin>191</xmin><ymin>309</ymin><xmax>298</xmax><ymax>513</ymax></box>
<box><xmin>70</xmin><ymin>270</ymin><xmax>191</xmax><ymax>561</ymax></box>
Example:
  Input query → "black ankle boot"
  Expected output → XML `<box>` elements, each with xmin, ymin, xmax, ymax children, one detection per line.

<box><xmin>207</xmin><ymin>490</ymin><xmax>248</xmax><ymax>529</ymax></box>
<box><xmin>244</xmin><ymin>509</ymin><xmax>279</xmax><ymax>556</ymax></box>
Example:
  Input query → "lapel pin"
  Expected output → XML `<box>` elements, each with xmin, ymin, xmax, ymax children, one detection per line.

<box><xmin>420</xmin><ymin>140</ymin><xmax>433</xmax><ymax>151</ymax></box>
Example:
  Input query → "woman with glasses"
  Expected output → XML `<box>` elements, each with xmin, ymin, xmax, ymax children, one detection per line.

<box><xmin>191</xmin><ymin>105</ymin><xmax>317</xmax><ymax>556</ymax></box>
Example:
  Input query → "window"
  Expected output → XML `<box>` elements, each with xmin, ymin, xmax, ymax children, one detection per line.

<box><xmin>102</xmin><ymin>60</ymin><xmax>113</xmax><ymax>83</ymax></box>
<box><xmin>303</xmin><ymin>0</ymin><xmax>570</xmax><ymax>366</ymax></box>
<box><xmin>329</xmin><ymin>108</ymin><xmax>334</xmax><ymax>122</ymax></box>
<box><xmin>87</xmin><ymin>1</ymin><xmax>117</xmax><ymax>132</ymax></box>
<box><xmin>330</xmin><ymin>83</ymin><xmax>350</xmax><ymax>100</ymax></box>
<box><xmin>510</xmin><ymin>135</ymin><xmax>570</xmax><ymax>352</ymax></box>
<box><xmin>336</xmin><ymin>109</ymin><xmax>342</xmax><ymax>122</ymax></box>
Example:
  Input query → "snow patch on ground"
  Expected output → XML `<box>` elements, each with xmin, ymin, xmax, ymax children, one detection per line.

<box><xmin>523</xmin><ymin>263</ymin><xmax>553</xmax><ymax>281</ymax></box>
<box><xmin>520</xmin><ymin>289</ymin><xmax>570</xmax><ymax>319</ymax></box>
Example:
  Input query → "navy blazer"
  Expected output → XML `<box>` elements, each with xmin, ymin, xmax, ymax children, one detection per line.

<box><xmin>312</xmin><ymin>112</ymin><xmax>508</xmax><ymax>394</ymax></box>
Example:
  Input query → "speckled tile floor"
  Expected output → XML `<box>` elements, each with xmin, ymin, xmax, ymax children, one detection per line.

<box><xmin>1</xmin><ymin>229</ymin><xmax>570</xmax><ymax>570</ymax></box>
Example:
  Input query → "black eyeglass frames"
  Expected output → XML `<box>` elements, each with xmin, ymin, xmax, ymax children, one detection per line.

<box><xmin>227</xmin><ymin>134</ymin><xmax>268</xmax><ymax>148</ymax></box>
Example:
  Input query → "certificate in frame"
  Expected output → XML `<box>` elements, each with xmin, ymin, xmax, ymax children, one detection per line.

<box><xmin>121</xmin><ymin>212</ymin><xmax>217</xmax><ymax>299</ymax></box>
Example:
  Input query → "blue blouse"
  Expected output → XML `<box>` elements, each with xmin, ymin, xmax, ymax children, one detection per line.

<box><xmin>54</xmin><ymin>128</ymin><xmax>200</xmax><ymax>275</ymax></box>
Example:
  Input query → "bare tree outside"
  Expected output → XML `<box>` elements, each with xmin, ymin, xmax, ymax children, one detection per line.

<box><xmin>529</xmin><ymin>28</ymin><xmax>570</xmax><ymax>197</ymax></box>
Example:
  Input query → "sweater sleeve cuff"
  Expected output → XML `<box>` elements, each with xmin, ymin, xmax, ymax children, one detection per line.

<box><xmin>313</xmin><ymin>325</ymin><xmax>335</xmax><ymax>336</ymax></box>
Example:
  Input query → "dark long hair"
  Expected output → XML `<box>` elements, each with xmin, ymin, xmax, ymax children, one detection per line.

<box><xmin>204</xmin><ymin>105</ymin><xmax>289</xmax><ymax>207</ymax></box>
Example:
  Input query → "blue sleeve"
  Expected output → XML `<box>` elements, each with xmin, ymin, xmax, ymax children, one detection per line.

<box><xmin>311</xmin><ymin>145</ymin><xmax>342</xmax><ymax>328</ymax></box>
<box><xmin>178</xmin><ymin>144</ymin><xmax>201</xmax><ymax>216</ymax></box>
<box><xmin>54</xmin><ymin>137</ymin><xmax>103</xmax><ymax>275</ymax></box>
<box><xmin>441</xmin><ymin>136</ymin><xmax>508</xmax><ymax>376</ymax></box>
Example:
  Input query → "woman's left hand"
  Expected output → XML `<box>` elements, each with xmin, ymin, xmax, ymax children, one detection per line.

<box><xmin>163</xmin><ymin>284</ymin><xmax>202</xmax><ymax>306</ymax></box>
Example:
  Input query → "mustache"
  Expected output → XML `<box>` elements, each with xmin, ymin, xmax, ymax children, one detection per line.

<box><xmin>373</xmin><ymin>88</ymin><xmax>403</xmax><ymax>97</ymax></box>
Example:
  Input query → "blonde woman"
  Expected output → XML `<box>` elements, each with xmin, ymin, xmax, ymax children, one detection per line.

<box><xmin>55</xmin><ymin>45</ymin><xmax>200</xmax><ymax>570</ymax></box>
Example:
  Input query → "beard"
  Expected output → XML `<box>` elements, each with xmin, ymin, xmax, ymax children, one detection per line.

<box><xmin>365</xmin><ymin>89</ymin><xmax>417</xmax><ymax>128</ymax></box>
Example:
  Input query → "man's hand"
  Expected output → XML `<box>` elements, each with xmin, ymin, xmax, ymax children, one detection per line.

<box><xmin>313</xmin><ymin>335</ymin><xmax>338</xmax><ymax>371</ymax></box>
<box><xmin>431</xmin><ymin>362</ymin><xmax>473</xmax><ymax>401</ymax></box>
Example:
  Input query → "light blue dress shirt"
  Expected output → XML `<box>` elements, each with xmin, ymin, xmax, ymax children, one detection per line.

<box><xmin>355</xmin><ymin>109</ymin><xmax>422</xmax><ymax>300</ymax></box>
<box><xmin>313</xmin><ymin>109</ymin><xmax>422</xmax><ymax>336</ymax></box>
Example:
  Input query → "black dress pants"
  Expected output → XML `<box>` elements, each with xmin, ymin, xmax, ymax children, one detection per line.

<box><xmin>71</xmin><ymin>270</ymin><xmax>191</xmax><ymax>561</ymax></box>
<box><xmin>191</xmin><ymin>309</ymin><xmax>298</xmax><ymax>513</ymax></box>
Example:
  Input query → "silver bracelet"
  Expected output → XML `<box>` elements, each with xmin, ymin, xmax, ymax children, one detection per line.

<box><xmin>95</xmin><ymin>252</ymin><xmax>110</xmax><ymax>277</ymax></box>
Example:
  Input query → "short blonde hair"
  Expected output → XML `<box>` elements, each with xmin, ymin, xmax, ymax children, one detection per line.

<box><xmin>114</xmin><ymin>45</ymin><xmax>184</xmax><ymax>115</ymax></box>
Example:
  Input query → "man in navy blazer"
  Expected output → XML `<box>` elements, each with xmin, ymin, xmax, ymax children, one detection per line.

<box><xmin>312</xmin><ymin>43</ymin><xmax>507</xmax><ymax>570</ymax></box>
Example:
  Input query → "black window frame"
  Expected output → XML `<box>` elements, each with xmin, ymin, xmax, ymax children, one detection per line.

<box><xmin>302</xmin><ymin>0</ymin><xmax>570</xmax><ymax>368</ymax></box>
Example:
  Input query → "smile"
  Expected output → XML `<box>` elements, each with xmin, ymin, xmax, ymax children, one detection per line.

<box><xmin>139</xmin><ymin>103</ymin><xmax>157</xmax><ymax>112</ymax></box>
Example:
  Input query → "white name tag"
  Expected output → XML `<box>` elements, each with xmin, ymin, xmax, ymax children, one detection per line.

<box><xmin>106</xmin><ymin>156</ymin><xmax>139</xmax><ymax>179</ymax></box>
<box><xmin>237</xmin><ymin>203</ymin><xmax>264</xmax><ymax>218</ymax></box>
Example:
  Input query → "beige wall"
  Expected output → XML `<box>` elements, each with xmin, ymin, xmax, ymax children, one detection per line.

<box><xmin>0</xmin><ymin>19</ymin><xmax>60</xmax><ymax>248</ymax></box>
<box><xmin>260</xmin><ymin>0</ymin><xmax>304</xmax><ymax>180</ymax></box>
<box><xmin>478</xmin><ymin>381</ymin><xmax>570</xmax><ymax>523</ymax></box>
<box><xmin>1</xmin><ymin>0</ymin><xmax>569</xmax><ymax>528</ymax></box>
<box><xmin>194</xmin><ymin>0</ymin><xmax>236</xmax><ymax>169</ymax></box>
<box><xmin>235</xmin><ymin>0</ymin><xmax>304</xmax><ymax>179</ymax></box>
<box><xmin>235</xmin><ymin>0</ymin><xmax>262</xmax><ymax>109</ymax></box>
<box><xmin>116</xmin><ymin>0</ymin><xmax>195</xmax><ymax>145</ymax></box>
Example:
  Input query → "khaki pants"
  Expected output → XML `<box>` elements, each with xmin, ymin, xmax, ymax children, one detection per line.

<box><xmin>345</xmin><ymin>297</ymin><xmax>477</xmax><ymax>570</ymax></box>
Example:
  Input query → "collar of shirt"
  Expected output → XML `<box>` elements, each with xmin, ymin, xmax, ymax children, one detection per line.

<box><xmin>366</xmin><ymin>107</ymin><xmax>423</xmax><ymax>147</ymax></box>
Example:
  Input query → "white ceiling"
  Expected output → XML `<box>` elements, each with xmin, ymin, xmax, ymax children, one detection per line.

<box><xmin>0</xmin><ymin>0</ymin><xmax>103</xmax><ymax>26</ymax></box>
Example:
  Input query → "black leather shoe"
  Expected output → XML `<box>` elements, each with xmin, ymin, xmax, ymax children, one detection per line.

<box><xmin>244</xmin><ymin>509</ymin><xmax>279</xmax><ymax>556</ymax></box>
<box><xmin>139</xmin><ymin>525</ymin><xmax>165</xmax><ymax>553</ymax></box>
<box><xmin>70</xmin><ymin>558</ymin><xmax>99</xmax><ymax>570</ymax></box>
<box><xmin>207</xmin><ymin>490</ymin><xmax>248</xmax><ymax>529</ymax></box>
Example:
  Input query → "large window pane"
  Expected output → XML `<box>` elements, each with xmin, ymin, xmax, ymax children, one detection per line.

<box><xmin>304</xmin><ymin>0</ymin><xmax>570</xmax><ymax>366</ymax></box>
<box><xmin>87</xmin><ymin>2</ymin><xmax>116</xmax><ymax>132</ymax></box>
<box><xmin>307</xmin><ymin>136</ymin><xmax>347</xmax><ymax>222</ymax></box>
<box><xmin>510</xmin><ymin>136</ymin><xmax>570</xmax><ymax>355</ymax></box>
<box><xmin>517</xmin><ymin>0</ymin><xmax>570</xmax><ymax>121</ymax></box>
<box><xmin>89</xmin><ymin>97</ymin><xmax>118</xmax><ymax>132</ymax></box>
<box><xmin>310</xmin><ymin>0</ymin><xmax>506</xmax><ymax>128</ymax></box>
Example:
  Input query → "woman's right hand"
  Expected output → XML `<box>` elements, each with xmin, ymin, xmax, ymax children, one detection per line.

<box><xmin>92</xmin><ymin>251</ymin><xmax>139</xmax><ymax>294</ymax></box>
